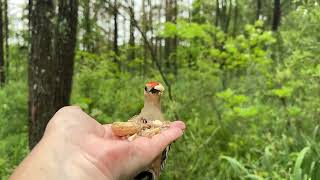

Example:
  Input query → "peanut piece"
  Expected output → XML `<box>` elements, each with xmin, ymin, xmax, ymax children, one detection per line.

<box><xmin>111</xmin><ymin>122</ymin><xmax>141</xmax><ymax>136</ymax></box>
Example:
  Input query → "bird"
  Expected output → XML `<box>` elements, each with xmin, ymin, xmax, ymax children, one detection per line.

<box><xmin>131</xmin><ymin>81</ymin><xmax>169</xmax><ymax>180</ymax></box>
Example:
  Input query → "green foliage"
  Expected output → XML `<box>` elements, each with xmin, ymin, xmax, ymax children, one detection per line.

<box><xmin>220</xmin><ymin>155</ymin><xmax>249</xmax><ymax>176</ymax></box>
<box><xmin>292</xmin><ymin>147</ymin><xmax>310</xmax><ymax>180</ymax></box>
<box><xmin>158</xmin><ymin>5</ymin><xmax>320</xmax><ymax>179</ymax></box>
<box><xmin>0</xmin><ymin>79</ymin><xmax>28</xmax><ymax>179</ymax></box>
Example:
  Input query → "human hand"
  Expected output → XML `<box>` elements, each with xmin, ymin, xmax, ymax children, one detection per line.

<box><xmin>10</xmin><ymin>106</ymin><xmax>185</xmax><ymax>180</ymax></box>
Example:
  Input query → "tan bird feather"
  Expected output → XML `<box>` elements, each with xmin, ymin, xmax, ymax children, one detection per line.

<box><xmin>132</xmin><ymin>81</ymin><xmax>168</xmax><ymax>180</ymax></box>
<box><xmin>111</xmin><ymin>81</ymin><xmax>170</xmax><ymax>180</ymax></box>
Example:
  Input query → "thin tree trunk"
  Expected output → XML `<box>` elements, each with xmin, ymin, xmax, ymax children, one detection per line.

<box><xmin>113</xmin><ymin>0</ymin><xmax>119</xmax><ymax>67</ymax></box>
<box><xmin>4</xmin><ymin>0</ymin><xmax>8</xmax><ymax>80</ymax></box>
<box><xmin>272</xmin><ymin>0</ymin><xmax>281</xmax><ymax>31</ymax></box>
<box><xmin>232</xmin><ymin>0</ymin><xmax>238</xmax><ymax>36</ymax></box>
<box><xmin>173</xmin><ymin>0</ymin><xmax>178</xmax><ymax>75</ymax></box>
<box><xmin>108</xmin><ymin>20</ymin><xmax>112</xmax><ymax>50</ymax></box>
<box><xmin>0</xmin><ymin>0</ymin><xmax>5</xmax><ymax>86</ymax></box>
<box><xmin>122</xmin><ymin>17</ymin><xmax>126</xmax><ymax>45</ymax></box>
<box><xmin>28</xmin><ymin>0</ymin><xmax>32</xmax><ymax>34</ymax></box>
<box><xmin>83</xmin><ymin>0</ymin><xmax>93</xmax><ymax>52</ymax></box>
<box><xmin>214</xmin><ymin>0</ymin><xmax>220</xmax><ymax>47</ymax></box>
<box><xmin>157</xmin><ymin>1</ymin><xmax>163</xmax><ymax>66</ymax></box>
<box><xmin>128</xmin><ymin>0</ymin><xmax>135</xmax><ymax>61</ymax></box>
<box><xmin>221</xmin><ymin>0</ymin><xmax>227</xmax><ymax>31</ymax></box>
<box><xmin>215</xmin><ymin>0</ymin><xmax>219</xmax><ymax>27</ymax></box>
<box><xmin>164</xmin><ymin>0</ymin><xmax>177</xmax><ymax>74</ymax></box>
<box><xmin>148</xmin><ymin>0</ymin><xmax>154</xmax><ymax>50</ymax></box>
<box><xmin>256</xmin><ymin>0</ymin><xmax>262</xmax><ymax>20</ymax></box>
<box><xmin>225</xmin><ymin>0</ymin><xmax>232</xmax><ymax>33</ymax></box>
<box><xmin>164</xmin><ymin>0</ymin><xmax>170</xmax><ymax>68</ymax></box>
<box><xmin>164</xmin><ymin>0</ymin><xmax>171</xmax><ymax>68</ymax></box>
<box><xmin>28</xmin><ymin>0</ymin><xmax>78</xmax><ymax>149</ymax></box>
<box><xmin>27</xmin><ymin>0</ymin><xmax>32</xmax><ymax>77</ymax></box>
<box><xmin>142</xmin><ymin>0</ymin><xmax>147</xmax><ymax>75</ymax></box>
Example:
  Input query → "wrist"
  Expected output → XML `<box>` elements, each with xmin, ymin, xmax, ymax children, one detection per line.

<box><xmin>10</xmin><ymin>136</ymin><xmax>63</xmax><ymax>180</ymax></box>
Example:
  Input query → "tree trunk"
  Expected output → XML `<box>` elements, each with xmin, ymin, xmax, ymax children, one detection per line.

<box><xmin>224</xmin><ymin>0</ymin><xmax>232</xmax><ymax>33</ymax></box>
<box><xmin>232</xmin><ymin>0</ymin><xmax>238</xmax><ymax>36</ymax></box>
<box><xmin>28</xmin><ymin>0</ymin><xmax>32</xmax><ymax>39</ymax></box>
<box><xmin>215</xmin><ymin>0</ymin><xmax>219</xmax><ymax>27</ymax></box>
<box><xmin>128</xmin><ymin>0</ymin><xmax>135</xmax><ymax>61</ymax></box>
<box><xmin>156</xmin><ymin>0</ymin><xmax>161</xmax><ymax>59</ymax></box>
<box><xmin>28</xmin><ymin>0</ymin><xmax>78</xmax><ymax>149</ymax></box>
<box><xmin>83</xmin><ymin>0</ymin><xmax>93</xmax><ymax>52</ymax></box>
<box><xmin>172</xmin><ymin>0</ymin><xmax>178</xmax><ymax>74</ymax></box>
<box><xmin>256</xmin><ymin>0</ymin><xmax>262</xmax><ymax>20</ymax></box>
<box><xmin>113</xmin><ymin>0</ymin><xmax>119</xmax><ymax>66</ymax></box>
<box><xmin>221</xmin><ymin>0</ymin><xmax>227</xmax><ymax>31</ymax></box>
<box><xmin>0</xmin><ymin>0</ymin><xmax>5</xmax><ymax>86</ymax></box>
<box><xmin>157</xmin><ymin>1</ymin><xmax>163</xmax><ymax>69</ymax></box>
<box><xmin>29</xmin><ymin>0</ymin><xmax>55</xmax><ymax>149</ymax></box>
<box><xmin>53</xmin><ymin>0</ymin><xmax>78</xmax><ymax>109</ymax></box>
<box><xmin>148</xmin><ymin>0</ymin><xmax>154</xmax><ymax>49</ymax></box>
<box><xmin>272</xmin><ymin>0</ymin><xmax>281</xmax><ymax>31</ymax></box>
<box><xmin>4</xmin><ymin>0</ymin><xmax>8</xmax><ymax>80</ymax></box>
<box><xmin>142</xmin><ymin>0</ymin><xmax>147</xmax><ymax>75</ymax></box>
<box><xmin>164</xmin><ymin>0</ymin><xmax>177</xmax><ymax>74</ymax></box>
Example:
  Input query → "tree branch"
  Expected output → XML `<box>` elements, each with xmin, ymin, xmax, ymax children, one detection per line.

<box><xmin>121</xmin><ymin>1</ymin><xmax>179</xmax><ymax>119</ymax></box>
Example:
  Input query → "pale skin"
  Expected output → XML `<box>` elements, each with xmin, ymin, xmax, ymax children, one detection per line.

<box><xmin>9</xmin><ymin>106</ymin><xmax>185</xmax><ymax>180</ymax></box>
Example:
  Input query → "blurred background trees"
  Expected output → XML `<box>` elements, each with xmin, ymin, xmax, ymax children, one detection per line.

<box><xmin>1</xmin><ymin>0</ymin><xmax>320</xmax><ymax>179</ymax></box>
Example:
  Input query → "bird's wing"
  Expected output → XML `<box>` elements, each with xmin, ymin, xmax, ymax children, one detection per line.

<box><xmin>160</xmin><ymin>145</ymin><xmax>170</xmax><ymax>170</ymax></box>
<box><xmin>128</xmin><ymin>115</ymin><xmax>143</xmax><ymax>122</ymax></box>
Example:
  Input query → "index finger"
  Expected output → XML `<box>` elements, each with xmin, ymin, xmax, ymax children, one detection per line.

<box><xmin>133</xmin><ymin>121</ymin><xmax>185</xmax><ymax>157</ymax></box>
<box><xmin>151</xmin><ymin>121</ymin><xmax>185</xmax><ymax>151</ymax></box>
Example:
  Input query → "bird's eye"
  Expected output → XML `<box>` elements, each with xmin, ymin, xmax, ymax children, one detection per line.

<box><xmin>150</xmin><ymin>88</ymin><xmax>159</xmax><ymax>94</ymax></box>
<box><xmin>144</xmin><ymin>86</ymin><xmax>148</xmax><ymax>91</ymax></box>
<box><xmin>141</xmin><ymin>118</ymin><xmax>147</xmax><ymax>123</ymax></box>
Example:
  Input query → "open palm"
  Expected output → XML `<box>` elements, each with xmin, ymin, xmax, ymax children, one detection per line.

<box><xmin>43</xmin><ymin>106</ymin><xmax>185</xmax><ymax>180</ymax></box>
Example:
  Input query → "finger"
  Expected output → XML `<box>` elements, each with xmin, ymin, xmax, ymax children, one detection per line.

<box><xmin>131</xmin><ymin>126</ymin><xmax>183</xmax><ymax>164</ymax></box>
<box><xmin>131</xmin><ymin>122</ymin><xmax>185</xmax><ymax>151</ymax></box>
<box><xmin>151</xmin><ymin>127</ymin><xmax>183</xmax><ymax>151</ymax></box>
<box><xmin>170</xmin><ymin>121</ymin><xmax>186</xmax><ymax>130</ymax></box>
<box><xmin>125</xmin><ymin>126</ymin><xmax>184</xmax><ymax>169</ymax></box>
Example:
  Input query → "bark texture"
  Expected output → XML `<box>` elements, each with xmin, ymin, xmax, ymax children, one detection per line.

<box><xmin>28</xmin><ymin>0</ymin><xmax>78</xmax><ymax>149</ymax></box>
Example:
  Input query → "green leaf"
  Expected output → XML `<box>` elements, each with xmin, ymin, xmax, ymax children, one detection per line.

<box><xmin>234</xmin><ymin>107</ymin><xmax>258</xmax><ymax>118</ymax></box>
<box><xmin>292</xmin><ymin>147</ymin><xmax>310</xmax><ymax>180</ymax></box>
<box><xmin>245</xmin><ymin>174</ymin><xmax>264</xmax><ymax>180</ymax></box>
<box><xmin>272</xmin><ymin>86</ymin><xmax>294</xmax><ymax>98</ymax></box>
<box><xmin>220</xmin><ymin>155</ymin><xmax>249</xmax><ymax>175</ymax></box>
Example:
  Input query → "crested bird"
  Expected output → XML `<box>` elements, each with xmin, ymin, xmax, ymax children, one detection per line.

<box><xmin>131</xmin><ymin>81</ymin><xmax>169</xmax><ymax>180</ymax></box>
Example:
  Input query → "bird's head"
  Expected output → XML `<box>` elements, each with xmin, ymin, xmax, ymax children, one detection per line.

<box><xmin>144</xmin><ymin>81</ymin><xmax>164</xmax><ymax>96</ymax></box>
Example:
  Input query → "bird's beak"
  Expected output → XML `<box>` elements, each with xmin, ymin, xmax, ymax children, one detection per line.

<box><xmin>154</xmin><ymin>84</ymin><xmax>164</xmax><ymax>92</ymax></box>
